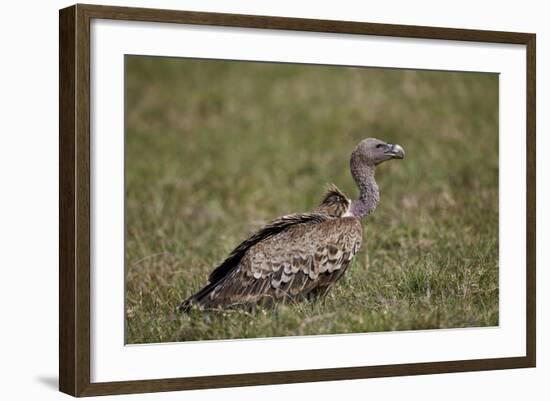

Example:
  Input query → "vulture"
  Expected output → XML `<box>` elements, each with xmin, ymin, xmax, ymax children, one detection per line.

<box><xmin>178</xmin><ymin>138</ymin><xmax>404</xmax><ymax>311</ymax></box>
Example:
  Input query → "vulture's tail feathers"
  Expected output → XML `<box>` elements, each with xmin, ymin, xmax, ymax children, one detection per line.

<box><xmin>177</xmin><ymin>281</ymin><xmax>218</xmax><ymax>313</ymax></box>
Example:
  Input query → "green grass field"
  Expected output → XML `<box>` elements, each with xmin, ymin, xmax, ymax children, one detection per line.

<box><xmin>125</xmin><ymin>56</ymin><xmax>499</xmax><ymax>344</ymax></box>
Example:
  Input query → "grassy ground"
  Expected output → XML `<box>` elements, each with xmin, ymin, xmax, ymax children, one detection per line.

<box><xmin>125</xmin><ymin>56</ymin><xmax>499</xmax><ymax>344</ymax></box>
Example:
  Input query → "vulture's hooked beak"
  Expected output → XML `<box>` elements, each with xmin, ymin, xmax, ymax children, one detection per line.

<box><xmin>385</xmin><ymin>143</ymin><xmax>405</xmax><ymax>159</ymax></box>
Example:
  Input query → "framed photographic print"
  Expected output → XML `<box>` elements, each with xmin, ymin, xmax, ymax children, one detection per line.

<box><xmin>59</xmin><ymin>3</ymin><xmax>536</xmax><ymax>397</ymax></box>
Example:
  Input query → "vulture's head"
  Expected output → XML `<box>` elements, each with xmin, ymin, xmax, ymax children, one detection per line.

<box><xmin>351</xmin><ymin>138</ymin><xmax>405</xmax><ymax>168</ymax></box>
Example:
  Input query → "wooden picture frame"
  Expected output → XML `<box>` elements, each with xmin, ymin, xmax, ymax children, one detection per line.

<box><xmin>59</xmin><ymin>3</ymin><xmax>536</xmax><ymax>397</ymax></box>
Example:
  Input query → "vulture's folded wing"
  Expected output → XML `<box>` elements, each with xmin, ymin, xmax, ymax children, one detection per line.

<box><xmin>181</xmin><ymin>216</ymin><xmax>362</xmax><ymax>309</ymax></box>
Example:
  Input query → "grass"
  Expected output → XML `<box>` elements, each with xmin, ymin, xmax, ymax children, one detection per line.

<box><xmin>124</xmin><ymin>56</ymin><xmax>499</xmax><ymax>344</ymax></box>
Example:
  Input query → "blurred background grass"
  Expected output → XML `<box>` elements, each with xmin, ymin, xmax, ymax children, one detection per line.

<box><xmin>125</xmin><ymin>56</ymin><xmax>499</xmax><ymax>344</ymax></box>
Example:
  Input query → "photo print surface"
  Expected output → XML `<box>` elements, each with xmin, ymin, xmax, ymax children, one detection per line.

<box><xmin>124</xmin><ymin>56</ymin><xmax>499</xmax><ymax>344</ymax></box>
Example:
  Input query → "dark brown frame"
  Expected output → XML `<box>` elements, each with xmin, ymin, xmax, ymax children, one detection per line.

<box><xmin>59</xmin><ymin>3</ymin><xmax>536</xmax><ymax>397</ymax></box>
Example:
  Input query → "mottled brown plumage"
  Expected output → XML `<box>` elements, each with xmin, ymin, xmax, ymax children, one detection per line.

<box><xmin>178</xmin><ymin>138</ymin><xmax>404</xmax><ymax>311</ymax></box>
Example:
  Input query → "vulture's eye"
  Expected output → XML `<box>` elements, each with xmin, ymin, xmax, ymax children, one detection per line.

<box><xmin>376</xmin><ymin>144</ymin><xmax>385</xmax><ymax>149</ymax></box>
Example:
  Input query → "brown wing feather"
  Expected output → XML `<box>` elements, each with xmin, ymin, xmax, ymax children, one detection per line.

<box><xmin>178</xmin><ymin>212</ymin><xmax>330</xmax><ymax>311</ymax></box>
<box><xmin>181</xmin><ymin>217</ymin><xmax>362</xmax><ymax>310</ymax></box>
<box><xmin>207</xmin><ymin>212</ymin><xmax>329</xmax><ymax>283</ymax></box>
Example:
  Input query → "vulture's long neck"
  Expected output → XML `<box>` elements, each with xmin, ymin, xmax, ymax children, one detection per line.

<box><xmin>350</xmin><ymin>164</ymin><xmax>379</xmax><ymax>219</ymax></box>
